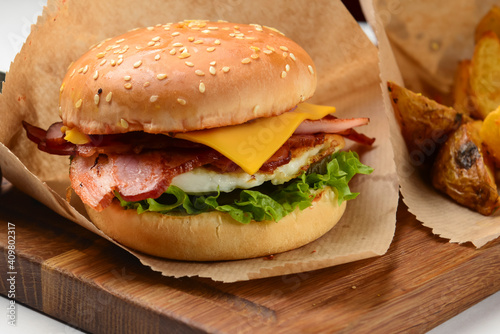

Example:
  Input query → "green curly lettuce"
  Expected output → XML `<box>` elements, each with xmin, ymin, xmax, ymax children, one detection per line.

<box><xmin>115</xmin><ymin>151</ymin><xmax>373</xmax><ymax>224</ymax></box>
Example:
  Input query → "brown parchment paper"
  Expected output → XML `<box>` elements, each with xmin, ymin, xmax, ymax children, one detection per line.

<box><xmin>0</xmin><ymin>0</ymin><xmax>398</xmax><ymax>282</ymax></box>
<box><xmin>362</xmin><ymin>0</ymin><xmax>500</xmax><ymax>248</ymax></box>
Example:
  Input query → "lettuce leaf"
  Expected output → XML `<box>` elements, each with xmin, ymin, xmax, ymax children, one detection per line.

<box><xmin>115</xmin><ymin>151</ymin><xmax>373</xmax><ymax>224</ymax></box>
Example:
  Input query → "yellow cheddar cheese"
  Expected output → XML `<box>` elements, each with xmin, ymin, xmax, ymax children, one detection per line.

<box><xmin>175</xmin><ymin>103</ymin><xmax>335</xmax><ymax>175</ymax></box>
<box><xmin>64</xmin><ymin>127</ymin><xmax>90</xmax><ymax>145</ymax></box>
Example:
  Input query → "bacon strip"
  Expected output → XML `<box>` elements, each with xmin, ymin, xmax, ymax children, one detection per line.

<box><xmin>24</xmin><ymin>116</ymin><xmax>373</xmax><ymax>158</ymax></box>
<box><xmin>294</xmin><ymin>115</ymin><xmax>369</xmax><ymax>134</ymax></box>
<box><xmin>71</xmin><ymin>149</ymin><xmax>220</xmax><ymax>211</ymax></box>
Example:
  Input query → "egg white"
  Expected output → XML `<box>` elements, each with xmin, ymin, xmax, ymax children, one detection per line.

<box><xmin>171</xmin><ymin>141</ymin><xmax>339</xmax><ymax>194</ymax></box>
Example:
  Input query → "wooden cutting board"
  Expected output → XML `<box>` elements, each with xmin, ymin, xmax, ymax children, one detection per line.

<box><xmin>1</xmin><ymin>179</ymin><xmax>500</xmax><ymax>334</ymax></box>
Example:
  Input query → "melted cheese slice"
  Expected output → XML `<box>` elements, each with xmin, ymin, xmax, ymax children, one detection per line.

<box><xmin>175</xmin><ymin>103</ymin><xmax>335</xmax><ymax>175</ymax></box>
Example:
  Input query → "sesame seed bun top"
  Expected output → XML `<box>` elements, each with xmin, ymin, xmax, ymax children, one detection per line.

<box><xmin>59</xmin><ymin>20</ymin><xmax>317</xmax><ymax>134</ymax></box>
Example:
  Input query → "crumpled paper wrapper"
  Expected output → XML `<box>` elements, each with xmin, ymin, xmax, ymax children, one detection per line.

<box><xmin>0</xmin><ymin>0</ymin><xmax>398</xmax><ymax>282</ymax></box>
<box><xmin>362</xmin><ymin>0</ymin><xmax>500</xmax><ymax>248</ymax></box>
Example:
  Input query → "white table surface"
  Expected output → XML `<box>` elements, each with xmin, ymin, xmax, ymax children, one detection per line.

<box><xmin>1</xmin><ymin>1</ymin><xmax>500</xmax><ymax>333</ymax></box>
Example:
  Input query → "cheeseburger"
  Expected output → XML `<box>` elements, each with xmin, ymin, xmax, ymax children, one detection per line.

<box><xmin>23</xmin><ymin>20</ymin><xmax>374</xmax><ymax>261</ymax></box>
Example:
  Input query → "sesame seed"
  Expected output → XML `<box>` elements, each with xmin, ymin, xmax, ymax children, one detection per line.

<box><xmin>289</xmin><ymin>53</ymin><xmax>296</xmax><ymax>61</ymax></box>
<box><xmin>209</xmin><ymin>66</ymin><xmax>216</xmax><ymax>75</ymax></box>
<box><xmin>155</xmin><ymin>54</ymin><xmax>161</xmax><ymax>61</ymax></box>
<box><xmin>118</xmin><ymin>55</ymin><xmax>123</xmax><ymax>59</ymax></box>
<box><xmin>124</xmin><ymin>75</ymin><xmax>131</xmax><ymax>81</ymax></box>
<box><xmin>169</xmin><ymin>49</ymin><xmax>176</xmax><ymax>55</ymax></box>
<box><xmin>164</xmin><ymin>26</ymin><xmax>170</xmax><ymax>30</ymax></box>
<box><xmin>208</xmin><ymin>26</ymin><xmax>219</xmax><ymax>30</ymax></box>
<box><xmin>206</xmin><ymin>47</ymin><xmax>215</xmax><ymax>52</ymax></box>
<box><xmin>150</xmin><ymin>95</ymin><xmax>159</xmax><ymax>102</ymax></box>
<box><xmin>147</xmin><ymin>26</ymin><xmax>154</xmax><ymax>31</ymax></box>
<box><xmin>250</xmin><ymin>54</ymin><xmax>259</xmax><ymax>60</ymax></box>
<box><xmin>266</xmin><ymin>45</ymin><xmax>275</xmax><ymax>51</ymax></box>
<box><xmin>255</xmin><ymin>26</ymin><xmax>263</xmax><ymax>32</ymax></box>
<box><xmin>93</xmin><ymin>71</ymin><xmax>99</xmax><ymax>80</ymax></box>
<box><xmin>60</xmin><ymin>83</ymin><xmax>65</xmax><ymax>93</ymax></box>
<box><xmin>201</xmin><ymin>29</ymin><xmax>210</xmax><ymax>34</ymax></box>
<box><xmin>280</xmin><ymin>46</ymin><xmax>289</xmax><ymax>51</ymax></box>
<box><xmin>188</xmin><ymin>37</ymin><xmax>195</xmax><ymax>42</ymax></box>
<box><xmin>133</xmin><ymin>60</ymin><xmax>142</xmax><ymax>68</ymax></box>
<box><xmin>143</xmin><ymin>82</ymin><xmax>151</xmax><ymax>87</ymax></box>
<box><xmin>241</xmin><ymin>58</ymin><xmax>251</xmax><ymax>64</ymax></box>
<box><xmin>222</xmin><ymin>66</ymin><xmax>230</xmax><ymax>73</ymax></box>
<box><xmin>116</xmin><ymin>38</ymin><xmax>125</xmax><ymax>43</ymax></box>
<box><xmin>179</xmin><ymin>46</ymin><xmax>187</xmax><ymax>53</ymax></box>
<box><xmin>185</xmin><ymin>61</ymin><xmax>194</xmax><ymax>67</ymax></box>
<box><xmin>124</xmin><ymin>83</ymin><xmax>132</xmax><ymax>89</ymax></box>
<box><xmin>117</xmin><ymin>58</ymin><xmax>123</xmax><ymax>65</ymax></box>
<box><xmin>157</xmin><ymin>73</ymin><xmax>168</xmax><ymax>80</ymax></box>
<box><xmin>100</xmin><ymin>59</ymin><xmax>107</xmax><ymax>66</ymax></box>
<box><xmin>193</xmin><ymin>40</ymin><xmax>204</xmax><ymax>44</ymax></box>
<box><xmin>75</xmin><ymin>99</ymin><xmax>83</xmax><ymax>108</ymax></box>
<box><xmin>195</xmin><ymin>70</ymin><xmax>205</xmax><ymax>76</ymax></box>
<box><xmin>152</xmin><ymin>36</ymin><xmax>161</xmax><ymax>42</ymax></box>
<box><xmin>78</xmin><ymin>68</ymin><xmax>83</xmax><ymax>73</ymax></box>
<box><xmin>250</xmin><ymin>46</ymin><xmax>260</xmax><ymax>52</ymax></box>
<box><xmin>98</xmin><ymin>88</ymin><xmax>102</xmax><ymax>94</ymax></box>
<box><xmin>229</xmin><ymin>33</ymin><xmax>235</xmax><ymax>37</ymax></box>
<box><xmin>172</xmin><ymin>42</ymin><xmax>183</xmax><ymax>47</ymax></box>
<box><xmin>96</xmin><ymin>52</ymin><xmax>106</xmax><ymax>59</ymax></box>
<box><xmin>105</xmin><ymin>92</ymin><xmax>113</xmax><ymax>102</ymax></box>
<box><xmin>70</xmin><ymin>69</ymin><xmax>76</xmax><ymax>77</ymax></box>
<box><xmin>83</xmin><ymin>65</ymin><xmax>89</xmax><ymax>74</ymax></box>
<box><xmin>263</xmin><ymin>50</ymin><xmax>273</xmax><ymax>55</ymax></box>
<box><xmin>214</xmin><ymin>39</ymin><xmax>221</xmax><ymax>45</ymax></box>
<box><xmin>94</xmin><ymin>94</ymin><xmax>100</xmax><ymax>105</ymax></box>
<box><xmin>253</xmin><ymin>105</ymin><xmax>260</xmax><ymax>114</ymax></box>
<box><xmin>285</xmin><ymin>64</ymin><xmax>290</xmax><ymax>72</ymax></box>
<box><xmin>210</xmin><ymin>61</ymin><xmax>216</xmax><ymax>66</ymax></box>
<box><xmin>136</xmin><ymin>46</ymin><xmax>142</xmax><ymax>50</ymax></box>
<box><xmin>171</xmin><ymin>32</ymin><xmax>180</xmax><ymax>36</ymax></box>
<box><xmin>120</xmin><ymin>119</ymin><xmax>129</xmax><ymax>128</ymax></box>
<box><xmin>308</xmin><ymin>65</ymin><xmax>314</xmax><ymax>75</ymax></box>
<box><xmin>147</xmin><ymin>41</ymin><xmax>155</xmax><ymax>47</ymax></box>
<box><xmin>110</xmin><ymin>59</ymin><xmax>116</xmax><ymax>66</ymax></box>
<box><xmin>178</xmin><ymin>52</ymin><xmax>191</xmax><ymax>59</ymax></box>
<box><xmin>199</xmin><ymin>82</ymin><xmax>206</xmax><ymax>93</ymax></box>
<box><xmin>177</xmin><ymin>98</ymin><xmax>187</xmax><ymax>105</ymax></box>
<box><xmin>281</xmin><ymin>71</ymin><xmax>287</xmax><ymax>78</ymax></box>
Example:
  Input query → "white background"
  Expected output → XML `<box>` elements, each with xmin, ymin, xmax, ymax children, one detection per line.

<box><xmin>1</xmin><ymin>1</ymin><xmax>500</xmax><ymax>333</ymax></box>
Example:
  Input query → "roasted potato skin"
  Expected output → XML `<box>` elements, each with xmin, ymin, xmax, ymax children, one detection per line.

<box><xmin>453</xmin><ymin>60</ymin><xmax>482</xmax><ymax>119</ymax></box>
<box><xmin>475</xmin><ymin>5</ymin><xmax>500</xmax><ymax>43</ymax></box>
<box><xmin>388</xmin><ymin>81</ymin><xmax>468</xmax><ymax>168</ymax></box>
<box><xmin>431</xmin><ymin>121</ymin><xmax>499</xmax><ymax>215</ymax></box>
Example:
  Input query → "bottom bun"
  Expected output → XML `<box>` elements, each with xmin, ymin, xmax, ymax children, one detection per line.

<box><xmin>85</xmin><ymin>188</ymin><xmax>346</xmax><ymax>261</ymax></box>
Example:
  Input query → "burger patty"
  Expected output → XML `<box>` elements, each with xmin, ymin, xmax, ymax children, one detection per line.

<box><xmin>69</xmin><ymin>134</ymin><xmax>344</xmax><ymax>211</ymax></box>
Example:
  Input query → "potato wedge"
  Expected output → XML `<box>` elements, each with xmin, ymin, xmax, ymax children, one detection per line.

<box><xmin>453</xmin><ymin>60</ymin><xmax>481</xmax><ymax>118</ymax></box>
<box><xmin>388</xmin><ymin>81</ymin><xmax>468</xmax><ymax>168</ymax></box>
<box><xmin>432</xmin><ymin>121</ymin><xmax>499</xmax><ymax>215</ymax></box>
<box><xmin>475</xmin><ymin>5</ymin><xmax>500</xmax><ymax>43</ymax></box>
<box><xmin>469</xmin><ymin>31</ymin><xmax>500</xmax><ymax>119</ymax></box>
<box><xmin>480</xmin><ymin>105</ymin><xmax>500</xmax><ymax>165</ymax></box>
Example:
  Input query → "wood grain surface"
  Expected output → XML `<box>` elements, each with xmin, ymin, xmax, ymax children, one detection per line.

<box><xmin>1</xmin><ymin>179</ymin><xmax>500</xmax><ymax>333</ymax></box>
